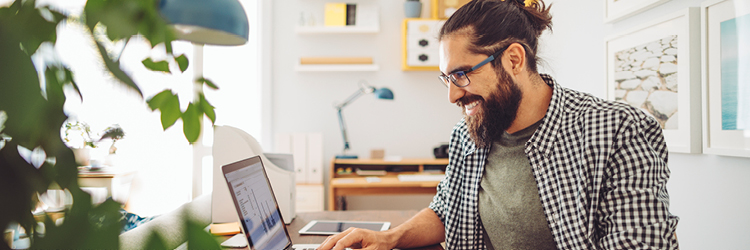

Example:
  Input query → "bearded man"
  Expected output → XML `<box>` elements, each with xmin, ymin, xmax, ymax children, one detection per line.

<box><xmin>318</xmin><ymin>0</ymin><xmax>679</xmax><ymax>249</ymax></box>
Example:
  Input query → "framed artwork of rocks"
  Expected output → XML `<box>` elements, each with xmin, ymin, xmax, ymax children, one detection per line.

<box><xmin>604</xmin><ymin>0</ymin><xmax>671</xmax><ymax>23</ymax></box>
<box><xmin>605</xmin><ymin>8</ymin><xmax>701</xmax><ymax>153</ymax></box>
<box><xmin>701</xmin><ymin>0</ymin><xmax>750</xmax><ymax>158</ymax></box>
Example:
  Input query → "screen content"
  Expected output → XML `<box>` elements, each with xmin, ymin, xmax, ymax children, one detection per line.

<box><xmin>308</xmin><ymin>222</ymin><xmax>385</xmax><ymax>233</ymax></box>
<box><xmin>225</xmin><ymin>162</ymin><xmax>289</xmax><ymax>250</ymax></box>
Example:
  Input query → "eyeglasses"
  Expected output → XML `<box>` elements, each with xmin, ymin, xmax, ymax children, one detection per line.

<box><xmin>438</xmin><ymin>45</ymin><xmax>509</xmax><ymax>88</ymax></box>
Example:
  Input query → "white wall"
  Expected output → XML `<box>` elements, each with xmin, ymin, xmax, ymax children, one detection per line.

<box><xmin>544</xmin><ymin>0</ymin><xmax>750</xmax><ymax>249</ymax></box>
<box><xmin>270</xmin><ymin>0</ymin><xmax>750</xmax><ymax>249</ymax></box>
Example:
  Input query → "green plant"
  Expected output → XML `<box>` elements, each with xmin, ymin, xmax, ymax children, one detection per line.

<box><xmin>1</xmin><ymin>0</ymin><xmax>221</xmax><ymax>249</ymax></box>
<box><xmin>63</xmin><ymin>121</ymin><xmax>97</xmax><ymax>149</ymax></box>
<box><xmin>99</xmin><ymin>124</ymin><xmax>125</xmax><ymax>154</ymax></box>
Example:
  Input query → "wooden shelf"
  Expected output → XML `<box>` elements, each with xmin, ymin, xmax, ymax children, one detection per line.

<box><xmin>333</xmin><ymin>158</ymin><xmax>448</xmax><ymax>165</ymax></box>
<box><xmin>296</xmin><ymin>25</ymin><xmax>380</xmax><ymax>34</ymax></box>
<box><xmin>295</xmin><ymin>64</ymin><xmax>379</xmax><ymax>72</ymax></box>
<box><xmin>329</xmin><ymin>158</ymin><xmax>449</xmax><ymax>210</ymax></box>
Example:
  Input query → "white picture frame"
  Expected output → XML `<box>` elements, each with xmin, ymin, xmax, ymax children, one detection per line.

<box><xmin>701</xmin><ymin>0</ymin><xmax>750</xmax><ymax>158</ymax></box>
<box><xmin>605</xmin><ymin>8</ymin><xmax>702</xmax><ymax>154</ymax></box>
<box><xmin>604</xmin><ymin>0</ymin><xmax>671</xmax><ymax>23</ymax></box>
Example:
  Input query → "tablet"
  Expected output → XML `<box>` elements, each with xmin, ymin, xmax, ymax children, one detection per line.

<box><xmin>298</xmin><ymin>220</ymin><xmax>391</xmax><ymax>235</ymax></box>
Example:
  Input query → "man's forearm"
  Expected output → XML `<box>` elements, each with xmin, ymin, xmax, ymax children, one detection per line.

<box><xmin>384</xmin><ymin>208</ymin><xmax>446</xmax><ymax>249</ymax></box>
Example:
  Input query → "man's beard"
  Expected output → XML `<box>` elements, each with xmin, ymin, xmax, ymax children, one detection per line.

<box><xmin>458</xmin><ymin>68</ymin><xmax>523</xmax><ymax>148</ymax></box>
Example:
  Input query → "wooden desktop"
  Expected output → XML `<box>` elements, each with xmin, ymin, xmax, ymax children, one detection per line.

<box><xmin>218</xmin><ymin>210</ymin><xmax>444</xmax><ymax>249</ymax></box>
<box><xmin>328</xmin><ymin>158</ymin><xmax>449</xmax><ymax>210</ymax></box>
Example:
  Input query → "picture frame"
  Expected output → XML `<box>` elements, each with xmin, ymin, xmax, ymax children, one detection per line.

<box><xmin>605</xmin><ymin>8</ymin><xmax>702</xmax><ymax>153</ymax></box>
<box><xmin>701</xmin><ymin>0</ymin><xmax>750</xmax><ymax>158</ymax></box>
<box><xmin>604</xmin><ymin>0</ymin><xmax>671</xmax><ymax>23</ymax></box>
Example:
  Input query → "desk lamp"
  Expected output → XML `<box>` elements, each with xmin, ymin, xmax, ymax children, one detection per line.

<box><xmin>334</xmin><ymin>81</ymin><xmax>394</xmax><ymax>159</ymax></box>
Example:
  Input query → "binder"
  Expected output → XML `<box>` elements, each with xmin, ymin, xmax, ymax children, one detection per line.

<box><xmin>274</xmin><ymin>132</ymin><xmax>324</xmax><ymax>184</ymax></box>
<box><xmin>306</xmin><ymin>133</ymin><xmax>324</xmax><ymax>184</ymax></box>
<box><xmin>292</xmin><ymin>133</ymin><xmax>308</xmax><ymax>183</ymax></box>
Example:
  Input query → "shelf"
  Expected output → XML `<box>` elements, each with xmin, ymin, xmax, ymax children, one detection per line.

<box><xmin>295</xmin><ymin>64</ymin><xmax>379</xmax><ymax>72</ymax></box>
<box><xmin>329</xmin><ymin>158</ymin><xmax>449</xmax><ymax>210</ymax></box>
<box><xmin>296</xmin><ymin>25</ymin><xmax>380</xmax><ymax>34</ymax></box>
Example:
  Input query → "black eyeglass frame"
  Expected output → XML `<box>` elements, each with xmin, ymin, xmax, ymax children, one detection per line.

<box><xmin>438</xmin><ymin>44</ymin><xmax>510</xmax><ymax>88</ymax></box>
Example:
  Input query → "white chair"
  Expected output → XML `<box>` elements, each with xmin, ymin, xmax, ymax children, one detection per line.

<box><xmin>211</xmin><ymin>125</ymin><xmax>296</xmax><ymax>224</ymax></box>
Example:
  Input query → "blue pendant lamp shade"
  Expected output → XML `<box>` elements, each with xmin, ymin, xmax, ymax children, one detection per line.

<box><xmin>159</xmin><ymin>0</ymin><xmax>250</xmax><ymax>45</ymax></box>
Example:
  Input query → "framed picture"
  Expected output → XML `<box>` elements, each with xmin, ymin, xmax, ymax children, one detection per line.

<box><xmin>604</xmin><ymin>0</ymin><xmax>671</xmax><ymax>23</ymax></box>
<box><xmin>701</xmin><ymin>0</ymin><xmax>750</xmax><ymax>158</ymax></box>
<box><xmin>605</xmin><ymin>8</ymin><xmax>701</xmax><ymax>153</ymax></box>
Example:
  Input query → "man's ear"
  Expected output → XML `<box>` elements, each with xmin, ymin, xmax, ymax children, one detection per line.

<box><xmin>504</xmin><ymin>43</ymin><xmax>527</xmax><ymax>75</ymax></box>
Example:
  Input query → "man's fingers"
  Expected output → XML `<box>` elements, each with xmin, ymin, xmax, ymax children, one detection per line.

<box><xmin>332</xmin><ymin>228</ymin><xmax>365</xmax><ymax>250</ymax></box>
<box><xmin>317</xmin><ymin>228</ymin><xmax>356</xmax><ymax>250</ymax></box>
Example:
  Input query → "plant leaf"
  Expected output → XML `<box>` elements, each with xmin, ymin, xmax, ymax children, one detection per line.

<box><xmin>63</xmin><ymin>67</ymin><xmax>83</xmax><ymax>100</ymax></box>
<box><xmin>144</xmin><ymin>231</ymin><xmax>168</xmax><ymax>250</ymax></box>
<box><xmin>15</xmin><ymin>4</ymin><xmax>61</xmax><ymax>55</ymax></box>
<box><xmin>196</xmin><ymin>77</ymin><xmax>219</xmax><ymax>90</ymax></box>
<box><xmin>198</xmin><ymin>94</ymin><xmax>216</xmax><ymax>124</ymax></box>
<box><xmin>146</xmin><ymin>90</ymin><xmax>173</xmax><ymax>111</ymax></box>
<box><xmin>141</xmin><ymin>58</ymin><xmax>170</xmax><ymax>73</ymax></box>
<box><xmin>94</xmin><ymin>41</ymin><xmax>143</xmax><ymax>97</ymax></box>
<box><xmin>44</xmin><ymin>66</ymin><xmax>66</xmax><ymax>107</ymax></box>
<box><xmin>182</xmin><ymin>103</ymin><xmax>201</xmax><ymax>143</ymax></box>
<box><xmin>187</xmin><ymin>219</ymin><xmax>222</xmax><ymax>249</ymax></box>
<box><xmin>175</xmin><ymin>54</ymin><xmax>189</xmax><ymax>73</ymax></box>
<box><xmin>159</xmin><ymin>93</ymin><xmax>181</xmax><ymax>130</ymax></box>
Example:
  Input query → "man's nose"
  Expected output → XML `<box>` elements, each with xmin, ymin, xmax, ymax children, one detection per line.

<box><xmin>449</xmin><ymin>83</ymin><xmax>465</xmax><ymax>104</ymax></box>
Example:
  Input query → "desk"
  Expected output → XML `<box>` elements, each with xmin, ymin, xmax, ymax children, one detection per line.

<box><xmin>223</xmin><ymin>210</ymin><xmax>444</xmax><ymax>250</ymax></box>
<box><xmin>329</xmin><ymin>158</ymin><xmax>448</xmax><ymax>210</ymax></box>
<box><xmin>78</xmin><ymin>168</ymin><xmax>135</xmax><ymax>205</ymax></box>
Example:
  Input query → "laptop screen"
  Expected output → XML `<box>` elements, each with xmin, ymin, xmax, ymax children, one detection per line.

<box><xmin>223</xmin><ymin>156</ymin><xmax>292</xmax><ymax>250</ymax></box>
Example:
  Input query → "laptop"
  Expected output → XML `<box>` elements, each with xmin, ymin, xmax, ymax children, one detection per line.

<box><xmin>221</xmin><ymin>156</ymin><xmax>320</xmax><ymax>250</ymax></box>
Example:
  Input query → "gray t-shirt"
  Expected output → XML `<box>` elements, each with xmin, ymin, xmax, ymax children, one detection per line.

<box><xmin>479</xmin><ymin>120</ymin><xmax>557</xmax><ymax>250</ymax></box>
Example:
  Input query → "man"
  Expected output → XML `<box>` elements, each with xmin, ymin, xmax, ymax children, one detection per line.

<box><xmin>318</xmin><ymin>0</ymin><xmax>679</xmax><ymax>249</ymax></box>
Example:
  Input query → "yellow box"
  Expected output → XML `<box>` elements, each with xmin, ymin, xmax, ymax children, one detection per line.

<box><xmin>324</xmin><ymin>3</ymin><xmax>347</xmax><ymax>26</ymax></box>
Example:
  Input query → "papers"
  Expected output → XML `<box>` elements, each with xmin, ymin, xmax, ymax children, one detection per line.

<box><xmin>220</xmin><ymin>233</ymin><xmax>247</xmax><ymax>248</ymax></box>
<box><xmin>355</xmin><ymin>168</ymin><xmax>386</xmax><ymax>176</ymax></box>
<box><xmin>397</xmin><ymin>174</ymin><xmax>445</xmax><ymax>182</ymax></box>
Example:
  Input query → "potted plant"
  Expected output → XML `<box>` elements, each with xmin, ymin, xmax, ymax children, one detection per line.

<box><xmin>1</xmin><ymin>0</ymin><xmax>220</xmax><ymax>248</ymax></box>
<box><xmin>98</xmin><ymin>124</ymin><xmax>125</xmax><ymax>166</ymax></box>
<box><xmin>62</xmin><ymin>121</ymin><xmax>97</xmax><ymax>166</ymax></box>
<box><xmin>404</xmin><ymin>0</ymin><xmax>422</xmax><ymax>18</ymax></box>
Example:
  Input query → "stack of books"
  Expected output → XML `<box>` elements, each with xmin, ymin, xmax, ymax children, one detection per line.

<box><xmin>325</xmin><ymin>3</ymin><xmax>357</xmax><ymax>26</ymax></box>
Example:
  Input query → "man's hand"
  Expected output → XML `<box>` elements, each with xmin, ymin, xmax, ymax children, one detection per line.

<box><xmin>316</xmin><ymin>227</ymin><xmax>395</xmax><ymax>250</ymax></box>
<box><xmin>317</xmin><ymin>208</ymin><xmax>445</xmax><ymax>250</ymax></box>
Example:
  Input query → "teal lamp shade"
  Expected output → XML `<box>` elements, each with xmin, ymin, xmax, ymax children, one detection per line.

<box><xmin>374</xmin><ymin>88</ymin><xmax>394</xmax><ymax>100</ymax></box>
<box><xmin>159</xmin><ymin>0</ymin><xmax>250</xmax><ymax>45</ymax></box>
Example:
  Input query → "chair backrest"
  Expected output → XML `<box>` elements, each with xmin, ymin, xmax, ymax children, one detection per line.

<box><xmin>211</xmin><ymin>125</ymin><xmax>296</xmax><ymax>224</ymax></box>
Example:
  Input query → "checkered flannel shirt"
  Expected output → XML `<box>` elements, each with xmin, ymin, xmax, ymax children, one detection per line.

<box><xmin>428</xmin><ymin>74</ymin><xmax>679</xmax><ymax>249</ymax></box>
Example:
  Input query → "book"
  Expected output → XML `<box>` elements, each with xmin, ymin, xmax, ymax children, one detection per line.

<box><xmin>346</xmin><ymin>4</ymin><xmax>357</xmax><ymax>26</ymax></box>
<box><xmin>324</xmin><ymin>3</ymin><xmax>347</xmax><ymax>26</ymax></box>
<box><xmin>210</xmin><ymin>222</ymin><xmax>241</xmax><ymax>236</ymax></box>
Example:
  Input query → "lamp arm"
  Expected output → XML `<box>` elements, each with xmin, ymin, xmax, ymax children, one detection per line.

<box><xmin>336</xmin><ymin>107</ymin><xmax>350</xmax><ymax>153</ymax></box>
<box><xmin>334</xmin><ymin>86</ymin><xmax>375</xmax><ymax>109</ymax></box>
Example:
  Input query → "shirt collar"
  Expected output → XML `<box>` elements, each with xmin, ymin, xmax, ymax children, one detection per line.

<box><xmin>526</xmin><ymin>73</ymin><xmax>565</xmax><ymax>158</ymax></box>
